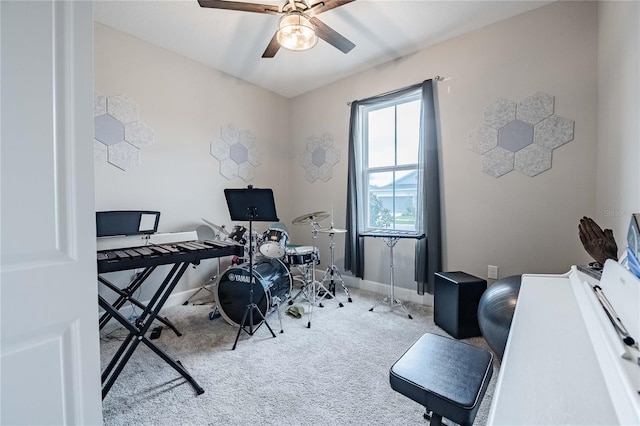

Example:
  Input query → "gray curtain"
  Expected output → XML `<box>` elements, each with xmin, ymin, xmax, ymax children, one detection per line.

<box><xmin>345</xmin><ymin>102</ymin><xmax>364</xmax><ymax>277</ymax></box>
<box><xmin>415</xmin><ymin>79</ymin><xmax>442</xmax><ymax>294</ymax></box>
<box><xmin>345</xmin><ymin>81</ymin><xmax>439</xmax><ymax>280</ymax></box>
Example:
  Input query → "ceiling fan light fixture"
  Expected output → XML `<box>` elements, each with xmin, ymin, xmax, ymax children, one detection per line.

<box><xmin>277</xmin><ymin>11</ymin><xmax>317</xmax><ymax>52</ymax></box>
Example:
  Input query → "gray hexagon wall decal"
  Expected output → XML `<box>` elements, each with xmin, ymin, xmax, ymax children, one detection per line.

<box><xmin>498</xmin><ymin>120</ymin><xmax>533</xmax><ymax>152</ymax></box>
<box><xmin>468</xmin><ymin>91</ymin><xmax>574</xmax><ymax>178</ymax></box>
<box><xmin>95</xmin><ymin>114</ymin><xmax>125</xmax><ymax>146</ymax></box>
<box><xmin>300</xmin><ymin>132</ymin><xmax>340</xmax><ymax>183</ymax></box>
<box><xmin>209</xmin><ymin>124</ymin><xmax>262</xmax><ymax>182</ymax></box>
<box><xmin>93</xmin><ymin>92</ymin><xmax>154</xmax><ymax>171</ymax></box>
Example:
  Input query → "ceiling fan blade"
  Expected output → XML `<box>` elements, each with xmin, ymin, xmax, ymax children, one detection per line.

<box><xmin>310</xmin><ymin>17</ymin><xmax>355</xmax><ymax>54</ymax></box>
<box><xmin>262</xmin><ymin>32</ymin><xmax>280</xmax><ymax>58</ymax></box>
<box><xmin>309</xmin><ymin>0</ymin><xmax>354</xmax><ymax>15</ymax></box>
<box><xmin>198</xmin><ymin>0</ymin><xmax>280</xmax><ymax>15</ymax></box>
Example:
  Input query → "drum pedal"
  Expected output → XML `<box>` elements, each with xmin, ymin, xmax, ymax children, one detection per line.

<box><xmin>150</xmin><ymin>326</ymin><xmax>163</xmax><ymax>340</ymax></box>
<box><xmin>209</xmin><ymin>308</ymin><xmax>221</xmax><ymax>320</ymax></box>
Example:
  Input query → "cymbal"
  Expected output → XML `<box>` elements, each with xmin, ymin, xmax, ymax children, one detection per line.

<box><xmin>292</xmin><ymin>211</ymin><xmax>330</xmax><ymax>225</ymax></box>
<box><xmin>319</xmin><ymin>227</ymin><xmax>347</xmax><ymax>234</ymax></box>
<box><xmin>201</xmin><ymin>218</ymin><xmax>229</xmax><ymax>235</ymax></box>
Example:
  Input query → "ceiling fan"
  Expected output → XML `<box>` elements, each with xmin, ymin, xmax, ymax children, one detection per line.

<box><xmin>198</xmin><ymin>0</ymin><xmax>356</xmax><ymax>58</ymax></box>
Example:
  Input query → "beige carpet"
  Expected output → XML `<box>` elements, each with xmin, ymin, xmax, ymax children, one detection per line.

<box><xmin>100</xmin><ymin>286</ymin><xmax>500</xmax><ymax>425</ymax></box>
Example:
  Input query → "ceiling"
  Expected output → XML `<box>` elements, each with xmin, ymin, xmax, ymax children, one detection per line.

<box><xmin>94</xmin><ymin>0</ymin><xmax>552</xmax><ymax>99</ymax></box>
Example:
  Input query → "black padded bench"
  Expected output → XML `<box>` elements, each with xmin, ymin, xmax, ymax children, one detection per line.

<box><xmin>390</xmin><ymin>333</ymin><xmax>493</xmax><ymax>425</ymax></box>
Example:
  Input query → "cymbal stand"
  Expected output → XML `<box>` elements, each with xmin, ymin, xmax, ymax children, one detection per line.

<box><xmin>183</xmin><ymin>257</ymin><xmax>221</xmax><ymax>306</ymax></box>
<box><xmin>305</xmin><ymin>220</ymin><xmax>338</xmax><ymax>328</ymax></box>
<box><xmin>321</xmin><ymin>230</ymin><xmax>352</xmax><ymax>307</ymax></box>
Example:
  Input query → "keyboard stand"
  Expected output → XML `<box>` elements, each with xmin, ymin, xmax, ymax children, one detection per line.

<box><xmin>361</xmin><ymin>230</ymin><xmax>425</xmax><ymax>320</ymax></box>
<box><xmin>99</xmin><ymin>261</ymin><xmax>204</xmax><ymax>399</ymax></box>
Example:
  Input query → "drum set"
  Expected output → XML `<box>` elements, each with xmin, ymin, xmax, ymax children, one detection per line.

<box><xmin>204</xmin><ymin>210</ymin><xmax>351</xmax><ymax>330</ymax></box>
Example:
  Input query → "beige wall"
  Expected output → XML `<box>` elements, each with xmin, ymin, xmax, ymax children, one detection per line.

<box><xmin>289</xmin><ymin>1</ymin><xmax>599</xmax><ymax>299</ymax></box>
<box><xmin>95</xmin><ymin>1</ymin><xmax>639</xmax><ymax>306</ymax></box>
<box><xmin>596</xmin><ymin>1</ymin><xmax>640</xmax><ymax>247</ymax></box>
<box><xmin>94</xmin><ymin>23</ymin><xmax>290</xmax><ymax>294</ymax></box>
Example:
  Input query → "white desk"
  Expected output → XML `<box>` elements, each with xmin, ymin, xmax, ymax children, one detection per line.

<box><xmin>488</xmin><ymin>261</ymin><xmax>640</xmax><ymax>425</ymax></box>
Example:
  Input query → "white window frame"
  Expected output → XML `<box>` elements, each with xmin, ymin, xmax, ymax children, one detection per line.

<box><xmin>359</xmin><ymin>90</ymin><xmax>422</xmax><ymax>232</ymax></box>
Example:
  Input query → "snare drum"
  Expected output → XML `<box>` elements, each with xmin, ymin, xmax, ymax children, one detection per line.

<box><xmin>259</xmin><ymin>228</ymin><xmax>288</xmax><ymax>259</ymax></box>
<box><xmin>214</xmin><ymin>259</ymin><xmax>292</xmax><ymax>327</ymax></box>
<box><xmin>285</xmin><ymin>246</ymin><xmax>320</xmax><ymax>266</ymax></box>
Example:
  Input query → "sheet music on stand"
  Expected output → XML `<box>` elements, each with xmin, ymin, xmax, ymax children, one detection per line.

<box><xmin>224</xmin><ymin>186</ymin><xmax>280</xmax><ymax>350</ymax></box>
<box><xmin>360</xmin><ymin>229</ymin><xmax>425</xmax><ymax>239</ymax></box>
<box><xmin>360</xmin><ymin>229</ymin><xmax>425</xmax><ymax>319</ymax></box>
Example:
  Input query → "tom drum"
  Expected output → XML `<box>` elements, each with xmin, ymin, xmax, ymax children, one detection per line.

<box><xmin>259</xmin><ymin>228</ymin><xmax>289</xmax><ymax>259</ymax></box>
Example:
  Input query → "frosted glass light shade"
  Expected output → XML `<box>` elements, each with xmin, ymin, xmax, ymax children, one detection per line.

<box><xmin>277</xmin><ymin>12</ymin><xmax>317</xmax><ymax>51</ymax></box>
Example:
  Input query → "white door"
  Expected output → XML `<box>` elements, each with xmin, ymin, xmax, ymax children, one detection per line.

<box><xmin>1</xmin><ymin>1</ymin><xmax>102</xmax><ymax>424</ymax></box>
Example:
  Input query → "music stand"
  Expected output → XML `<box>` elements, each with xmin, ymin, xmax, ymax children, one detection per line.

<box><xmin>224</xmin><ymin>186</ymin><xmax>279</xmax><ymax>350</ymax></box>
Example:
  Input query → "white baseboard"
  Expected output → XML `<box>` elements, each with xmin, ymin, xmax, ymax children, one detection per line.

<box><xmin>99</xmin><ymin>283</ymin><xmax>217</xmax><ymax>331</ymax></box>
<box><xmin>99</xmin><ymin>271</ymin><xmax>432</xmax><ymax>331</ymax></box>
<box><xmin>326</xmin><ymin>270</ymin><xmax>433</xmax><ymax>306</ymax></box>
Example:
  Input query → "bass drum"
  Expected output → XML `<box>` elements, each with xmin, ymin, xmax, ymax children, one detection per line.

<box><xmin>215</xmin><ymin>258</ymin><xmax>292</xmax><ymax>327</ymax></box>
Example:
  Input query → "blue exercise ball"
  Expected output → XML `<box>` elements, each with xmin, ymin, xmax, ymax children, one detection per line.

<box><xmin>477</xmin><ymin>275</ymin><xmax>522</xmax><ymax>358</ymax></box>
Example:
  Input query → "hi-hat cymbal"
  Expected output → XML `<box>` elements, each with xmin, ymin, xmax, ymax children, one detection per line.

<box><xmin>201</xmin><ymin>218</ymin><xmax>229</xmax><ymax>235</ymax></box>
<box><xmin>292</xmin><ymin>211</ymin><xmax>330</xmax><ymax>225</ymax></box>
<box><xmin>319</xmin><ymin>227</ymin><xmax>347</xmax><ymax>234</ymax></box>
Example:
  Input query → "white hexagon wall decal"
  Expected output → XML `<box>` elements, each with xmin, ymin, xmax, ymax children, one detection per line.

<box><xmin>108</xmin><ymin>141</ymin><xmax>140</xmax><ymax>171</ymax></box>
<box><xmin>238</xmin><ymin>162</ymin><xmax>255</xmax><ymax>181</ymax></box>
<box><xmin>484</xmin><ymin>98</ymin><xmax>516</xmax><ymax>129</ymax></box>
<box><xmin>93</xmin><ymin>92</ymin><xmax>153</xmax><ymax>171</ymax></box>
<box><xmin>534</xmin><ymin>115</ymin><xmax>575</xmax><ymax>150</ymax></box>
<box><xmin>325</xmin><ymin>146</ymin><xmax>340</xmax><ymax>165</ymax></box>
<box><xmin>515</xmin><ymin>144</ymin><xmax>552</xmax><ymax>177</ymax></box>
<box><xmin>210</xmin><ymin>124</ymin><xmax>261</xmax><ymax>182</ymax></box>
<box><xmin>468</xmin><ymin>125</ymin><xmax>498</xmax><ymax>154</ymax></box>
<box><xmin>210</xmin><ymin>137</ymin><xmax>230</xmax><ymax>161</ymax></box>
<box><xmin>107</xmin><ymin>95</ymin><xmax>139</xmax><ymax>124</ymax></box>
<box><xmin>220</xmin><ymin>157</ymin><xmax>239</xmax><ymax>180</ymax></box>
<box><xmin>125</xmin><ymin>121</ymin><xmax>154</xmax><ymax>149</ymax></box>
<box><xmin>468</xmin><ymin>91</ymin><xmax>574</xmax><ymax>177</ymax></box>
<box><xmin>94</xmin><ymin>140</ymin><xmax>107</xmax><ymax>163</ymax></box>
<box><xmin>482</xmin><ymin>147</ymin><xmax>514</xmax><ymax>178</ymax></box>
<box><xmin>94</xmin><ymin>92</ymin><xmax>106</xmax><ymax>116</ymax></box>
<box><xmin>300</xmin><ymin>132</ymin><xmax>339</xmax><ymax>183</ymax></box>
<box><xmin>247</xmin><ymin>147</ymin><xmax>262</xmax><ymax>167</ymax></box>
<box><xmin>516</xmin><ymin>91</ymin><xmax>554</xmax><ymax>125</ymax></box>
<box><xmin>305</xmin><ymin>167</ymin><xmax>319</xmax><ymax>183</ymax></box>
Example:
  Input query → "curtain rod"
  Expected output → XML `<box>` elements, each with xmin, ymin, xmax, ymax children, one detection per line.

<box><xmin>346</xmin><ymin>76</ymin><xmax>449</xmax><ymax>106</ymax></box>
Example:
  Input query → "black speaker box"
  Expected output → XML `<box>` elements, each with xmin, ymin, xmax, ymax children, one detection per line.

<box><xmin>434</xmin><ymin>271</ymin><xmax>487</xmax><ymax>339</ymax></box>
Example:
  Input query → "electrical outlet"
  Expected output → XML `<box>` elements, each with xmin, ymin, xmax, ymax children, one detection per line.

<box><xmin>488</xmin><ymin>265</ymin><xmax>498</xmax><ymax>279</ymax></box>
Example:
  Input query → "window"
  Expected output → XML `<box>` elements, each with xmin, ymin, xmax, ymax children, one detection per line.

<box><xmin>360</xmin><ymin>90</ymin><xmax>421</xmax><ymax>232</ymax></box>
